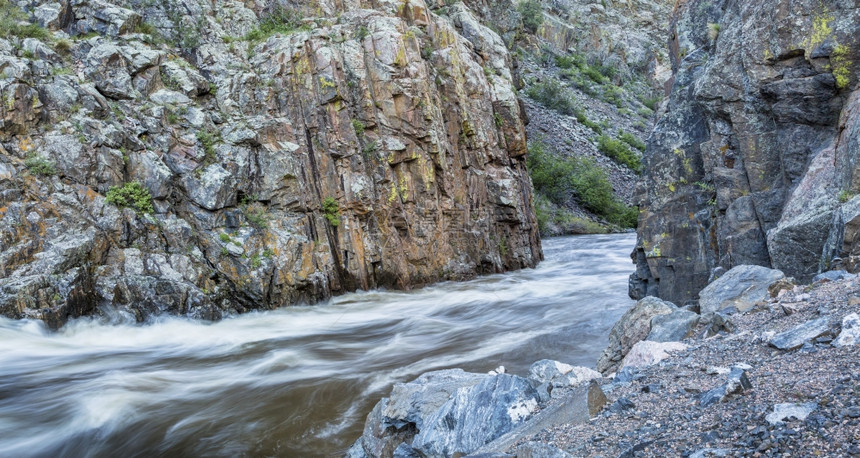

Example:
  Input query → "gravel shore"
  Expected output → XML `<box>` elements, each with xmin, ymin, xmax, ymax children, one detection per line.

<box><xmin>511</xmin><ymin>275</ymin><xmax>860</xmax><ymax>457</ymax></box>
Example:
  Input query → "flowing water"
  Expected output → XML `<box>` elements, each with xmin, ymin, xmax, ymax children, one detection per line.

<box><xmin>0</xmin><ymin>234</ymin><xmax>636</xmax><ymax>457</ymax></box>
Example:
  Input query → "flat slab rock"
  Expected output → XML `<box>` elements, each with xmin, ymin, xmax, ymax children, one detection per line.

<box><xmin>765</xmin><ymin>402</ymin><xmax>818</xmax><ymax>425</ymax></box>
<box><xmin>833</xmin><ymin>312</ymin><xmax>860</xmax><ymax>347</ymax></box>
<box><xmin>528</xmin><ymin>359</ymin><xmax>601</xmax><ymax>387</ymax></box>
<box><xmin>699</xmin><ymin>265</ymin><xmax>785</xmax><ymax>316</ymax></box>
<box><xmin>619</xmin><ymin>340</ymin><xmax>688</xmax><ymax>370</ymax></box>
<box><xmin>768</xmin><ymin>316</ymin><xmax>832</xmax><ymax>350</ymax></box>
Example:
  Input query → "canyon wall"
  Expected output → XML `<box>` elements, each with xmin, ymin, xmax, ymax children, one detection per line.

<box><xmin>631</xmin><ymin>0</ymin><xmax>860</xmax><ymax>304</ymax></box>
<box><xmin>0</xmin><ymin>0</ymin><xmax>541</xmax><ymax>327</ymax></box>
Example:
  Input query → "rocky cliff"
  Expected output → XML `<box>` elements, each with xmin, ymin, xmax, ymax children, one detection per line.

<box><xmin>631</xmin><ymin>0</ymin><xmax>860</xmax><ymax>304</ymax></box>
<box><xmin>0</xmin><ymin>0</ymin><xmax>542</xmax><ymax>327</ymax></box>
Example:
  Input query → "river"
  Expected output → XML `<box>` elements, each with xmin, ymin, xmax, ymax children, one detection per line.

<box><xmin>0</xmin><ymin>234</ymin><xmax>635</xmax><ymax>457</ymax></box>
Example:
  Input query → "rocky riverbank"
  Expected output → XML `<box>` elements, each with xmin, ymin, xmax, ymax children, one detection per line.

<box><xmin>347</xmin><ymin>266</ymin><xmax>860</xmax><ymax>457</ymax></box>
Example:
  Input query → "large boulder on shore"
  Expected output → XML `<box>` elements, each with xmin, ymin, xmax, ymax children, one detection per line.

<box><xmin>596</xmin><ymin>296</ymin><xmax>676</xmax><ymax>374</ymax></box>
<box><xmin>699</xmin><ymin>265</ymin><xmax>785</xmax><ymax>316</ymax></box>
<box><xmin>411</xmin><ymin>374</ymin><xmax>538</xmax><ymax>457</ymax></box>
<box><xmin>350</xmin><ymin>370</ymin><xmax>539</xmax><ymax>458</ymax></box>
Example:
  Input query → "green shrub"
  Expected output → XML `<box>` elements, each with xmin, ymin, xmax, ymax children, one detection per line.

<box><xmin>219</xmin><ymin>233</ymin><xmax>231</xmax><ymax>243</ymax></box>
<box><xmin>517</xmin><ymin>0</ymin><xmax>543</xmax><ymax>33</ymax></box>
<box><xmin>640</xmin><ymin>95</ymin><xmax>662</xmax><ymax>111</ymax></box>
<box><xmin>572</xmin><ymin>108</ymin><xmax>602</xmax><ymax>134</ymax></box>
<box><xmin>352</xmin><ymin>119</ymin><xmax>365</xmax><ymax>136</ymax></box>
<box><xmin>597</xmin><ymin>135</ymin><xmax>642</xmax><ymax>173</ymax></box>
<box><xmin>1</xmin><ymin>0</ymin><xmax>54</xmax><ymax>41</ymax></box>
<box><xmin>581</xmin><ymin>65</ymin><xmax>607</xmax><ymax>84</ymax></box>
<box><xmin>618</xmin><ymin>130</ymin><xmax>646</xmax><ymax>151</ymax></box>
<box><xmin>322</xmin><ymin>196</ymin><xmax>340</xmax><ymax>226</ymax></box>
<box><xmin>196</xmin><ymin>129</ymin><xmax>220</xmax><ymax>161</ymax></box>
<box><xmin>105</xmin><ymin>182</ymin><xmax>154</xmax><ymax>214</ymax></box>
<box><xmin>24</xmin><ymin>155</ymin><xmax>56</xmax><ymax>176</ymax></box>
<box><xmin>354</xmin><ymin>26</ymin><xmax>369</xmax><ymax>41</ymax></box>
<box><xmin>527</xmin><ymin>141</ymin><xmax>637</xmax><ymax>228</ymax></box>
<box><xmin>555</xmin><ymin>53</ymin><xmax>585</xmax><ymax>70</ymax></box>
<box><xmin>242</xmin><ymin>202</ymin><xmax>268</xmax><ymax>229</ymax></box>
<box><xmin>602</xmin><ymin>85</ymin><xmax>624</xmax><ymax>108</ymax></box>
<box><xmin>245</xmin><ymin>6</ymin><xmax>308</xmax><ymax>44</ymax></box>
<box><xmin>525</xmin><ymin>80</ymin><xmax>578</xmax><ymax>117</ymax></box>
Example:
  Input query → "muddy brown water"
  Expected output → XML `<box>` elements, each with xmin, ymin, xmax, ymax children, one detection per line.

<box><xmin>0</xmin><ymin>234</ymin><xmax>635</xmax><ymax>457</ymax></box>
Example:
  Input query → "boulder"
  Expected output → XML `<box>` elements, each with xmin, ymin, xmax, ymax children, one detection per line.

<box><xmin>812</xmin><ymin>270</ymin><xmax>851</xmax><ymax>283</ymax></box>
<box><xmin>85</xmin><ymin>43</ymin><xmax>137</xmax><ymax>99</ymax></box>
<box><xmin>619</xmin><ymin>341</ymin><xmax>688</xmax><ymax>370</ymax></box>
<box><xmin>382</xmin><ymin>369</ymin><xmax>486</xmax><ymax>431</ymax></box>
<box><xmin>597</xmin><ymin>296</ymin><xmax>676</xmax><ymax>374</ymax></box>
<box><xmin>70</xmin><ymin>0</ymin><xmax>141</xmax><ymax>37</ymax></box>
<box><xmin>765</xmin><ymin>403</ymin><xmax>817</xmax><ymax>425</ymax></box>
<box><xmin>699</xmin><ymin>365</ymin><xmax>753</xmax><ymax>407</ymax></box>
<box><xmin>699</xmin><ymin>265</ymin><xmax>785</xmax><ymax>316</ymax></box>
<box><xmin>647</xmin><ymin>309</ymin><xmax>699</xmax><ymax>342</ymax></box>
<box><xmin>833</xmin><ymin>313</ymin><xmax>860</xmax><ymax>347</ymax></box>
<box><xmin>410</xmin><ymin>374</ymin><xmax>538</xmax><ymax>457</ymax></box>
<box><xmin>527</xmin><ymin>360</ymin><xmax>601</xmax><ymax>388</ymax></box>
<box><xmin>769</xmin><ymin>317</ymin><xmax>832</xmax><ymax>350</ymax></box>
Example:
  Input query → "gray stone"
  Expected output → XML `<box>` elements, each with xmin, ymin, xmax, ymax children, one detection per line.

<box><xmin>527</xmin><ymin>359</ymin><xmax>601</xmax><ymax>388</ymax></box>
<box><xmin>85</xmin><ymin>43</ymin><xmax>137</xmax><ymax>99</ymax></box>
<box><xmin>470</xmin><ymin>381</ymin><xmax>606</xmax><ymax>455</ymax></box>
<box><xmin>392</xmin><ymin>442</ymin><xmax>419</xmax><ymax>458</ymax></box>
<box><xmin>597</xmin><ymin>296</ymin><xmax>676</xmax><ymax>374</ymax></box>
<box><xmin>382</xmin><ymin>369</ymin><xmax>486</xmax><ymax>431</ymax></box>
<box><xmin>766</xmin><ymin>403</ymin><xmax>817</xmax><ymax>425</ymax></box>
<box><xmin>184</xmin><ymin>164</ymin><xmax>237</xmax><ymax>211</ymax></box>
<box><xmin>647</xmin><ymin>309</ymin><xmax>700</xmax><ymax>342</ymax></box>
<box><xmin>411</xmin><ymin>374</ymin><xmax>538</xmax><ymax>457</ymax></box>
<box><xmin>515</xmin><ymin>442</ymin><xmax>572</xmax><ymax>458</ymax></box>
<box><xmin>769</xmin><ymin>317</ymin><xmax>832</xmax><ymax>350</ymax></box>
<box><xmin>609</xmin><ymin>397</ymin><xmax>636</xmax><ymax>413</ymax></box>
<box><xmin>699</xmin><ymin>265</ymin><xmax>786</xmax><ymax>316</ymax></box>
<box><xmin>71</xmin><ymin>0</ymin><xmax>141</xmax><ymax>37</ymax></box>
<box><xmin>161</xmin><ymin>60</ymin><xmax>210</xmax><ymax>97</ymax></box>
<box><xmin>149</xmin><ymin>89</ymin><xmax>191</xmax><ymax>105</ymax></box>
<box><xmin>620</xmin><ymin>340</ymin><xmax>688</xmax><ymax>370</ymax></box>
<box><xmin>345</xmin><ymin>441</ymin><xmax>369</xmax><ymax>458</ymax></box>
<box><xmin>813</xmin><ymin>270</ymin><xmax>851</xmax><ymax>283</ymax></box>
<box><xmin>34</xmin><ymin>3</ymin><xmax>63</xmax><ymax>29</ymax></box>
<box><xmin>833</xmin><ymin>313</ymin><xmax>860</xmax><ymax>347</ymax></box>
<box><xmin>699</xmin><ymin>365</ymin><xmax>752</xmax><ymax>407</ymax></box>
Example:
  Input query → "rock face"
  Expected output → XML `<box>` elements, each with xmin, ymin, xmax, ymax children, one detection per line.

<box><xmin>596</xmin><ymin>296</ymin><xmax>676</xmax><ymax>374</ymax></box>
<box><xmin>0</xmin><ymin>0</ymin><xmax>541</xmax><ymax>326</ymax></box>
<box><xmin>629</xmin><ymin>0</ymin><xmax>860</xmax><ymax>304</ymax></box>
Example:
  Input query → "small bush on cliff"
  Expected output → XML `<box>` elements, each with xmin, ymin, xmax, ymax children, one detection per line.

<box><xmin>105</xmin><ymin>182</ymin><xmax>154</xmax><ymax>214</ymax></box>
<box><xmin>518</xmin><ymin>0</ymin><xmax>544</xmax><ymax>33</ymax></box>
<box><xmin>245</xmin><ymin>6</ymin><xmax>309</xmax><ymax>44</ymax></box>
<box><xmin>24</xmin><ymin>155</ymin><xmax>57</xmax><ymax>176</ymax></box>
<box><xmin>1</xmin><ymin>0</ymin><xmax>51</xmax><ymax>41</ymax></box>
<box><xmin>597</xmin><ymin>135</ymin><xmax>642</xmax><ymax>173</ymax></box>
<box><xmin>322</xmin><ymin>197</ymin><xmax>340</xmax><ymax>227</ymax></box>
